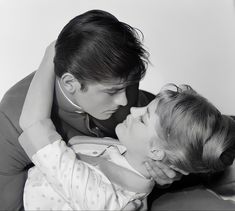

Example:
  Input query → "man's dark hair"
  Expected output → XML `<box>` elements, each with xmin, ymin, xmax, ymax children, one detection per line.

<box><xmin>54</xmin><ymin>9</ymin><xmax>149</xmax><ymax>88</ymax></box>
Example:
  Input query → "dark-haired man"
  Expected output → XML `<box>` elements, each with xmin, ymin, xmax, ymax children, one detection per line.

<box><xmin>1</xmin><ymin>9</ymin><xmax>234</xmax><ymax>211</ymax></box>
<box><xmin>0</xmin><ymin>10</ymin><xmax>177</xmax><ymax>210</ymax></box>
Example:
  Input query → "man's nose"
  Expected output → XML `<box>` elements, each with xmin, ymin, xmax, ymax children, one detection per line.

<box><xmin>114</xmin><ymin>91</ymin><xmax>128</xmax><ymax>106</ymax></box>
<box><xmin>130</xmin><ymin>106</ymin><xmax>146</xmax><ymax>118</ymax></box>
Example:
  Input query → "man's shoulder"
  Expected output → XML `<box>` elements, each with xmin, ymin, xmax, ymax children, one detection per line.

<box><xmin>0</xmin><ymin>72</ymin><xmax>35</xmax><ymax>130</ymax></box>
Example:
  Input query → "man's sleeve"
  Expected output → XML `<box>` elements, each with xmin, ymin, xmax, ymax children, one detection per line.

<box><xmin>0</xmin><ymin>111</ymin><xmax>30</xmax><ymax>173</ymax></box>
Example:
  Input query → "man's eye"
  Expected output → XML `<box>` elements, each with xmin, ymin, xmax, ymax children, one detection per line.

<box><xmin>107</xmin><ymin>92</ymin><xmax>117</xmax><ymax>96</ymax></box>
<box><xmin>106</xmin><ymin>89</ymin><xmax>124</xmax><ymax>96</ymax></box>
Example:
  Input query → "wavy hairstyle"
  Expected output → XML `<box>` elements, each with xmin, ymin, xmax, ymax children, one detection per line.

<box><xmin>54</xmin><ymin>10</ymin><xmax>148</xmax><ymax>89</ymax></box>
<box><xmin>155</xmin><ymin>84</ymin><xmax>235</xmax><ymax>174</ymax></box>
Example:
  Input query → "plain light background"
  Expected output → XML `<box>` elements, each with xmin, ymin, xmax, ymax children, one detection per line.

<box><xmin>0</xmin><ymin>0</ymin><xmax>235</xmax><ymax>114</ymax></box>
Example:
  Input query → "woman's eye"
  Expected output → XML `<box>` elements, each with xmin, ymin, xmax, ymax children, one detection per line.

<box><xmin>140</xmin><ymin>113</ymin><xmax>149</xmax><ymax>124</ymax></box>
<box><xmin>140</xmin><ymin>116</ymin><xmax>145</xmax><ymax>123</ymax></box>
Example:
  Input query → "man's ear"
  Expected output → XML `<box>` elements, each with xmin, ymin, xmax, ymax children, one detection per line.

<box><xmin>148</xmin><ymin>148</ymin><xmax>165</xmax><ymax>161</ymax></box>
<box><xmin>60</xmin><ymin>73</ymin><xmax>81</xmax><ymax>94</ymax></box>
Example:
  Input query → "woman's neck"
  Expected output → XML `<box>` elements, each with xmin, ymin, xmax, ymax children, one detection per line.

<box><xmin>123</xmin><ymin>152</ymin><xmax>151</xmax><ymax>179</ymax></box>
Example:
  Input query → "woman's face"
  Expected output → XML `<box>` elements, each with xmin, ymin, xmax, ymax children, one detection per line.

<box><xmin>115</xmin><ymin>98</ymin><xmax>162</xmax><ymax>158</ymax></box>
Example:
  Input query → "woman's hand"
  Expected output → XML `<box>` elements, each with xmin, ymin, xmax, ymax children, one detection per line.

<box><xmin>19</xmin><ymin>41</ymin><xmax>56</xmax><ymax>130</ymax></box>
<box><xmin>38</xmin><ymin>40</ymin><xmax>56</xmax><ymax>71</ymax></box>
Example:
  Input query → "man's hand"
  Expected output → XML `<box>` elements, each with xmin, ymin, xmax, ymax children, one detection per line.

<box><xmin>145</xmin><ymin>158</ymin><xmax>188</xmax><ymax>186</ymax></box>
<box><xmin>122</xmin><ymin>199</ymin><xmax>142</xmax><ymax>211</ymax></box>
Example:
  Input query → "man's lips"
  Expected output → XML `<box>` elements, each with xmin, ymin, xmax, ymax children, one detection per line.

<box><xmin>104</xmin><ymin>108</ymin><xmax>119</xmax><ymax>114</ymax></box>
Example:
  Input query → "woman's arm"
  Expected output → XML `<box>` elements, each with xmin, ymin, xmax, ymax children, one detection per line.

<box><xmin>19</xmin><ymin>41</ymin><xmax>56</xmax><ymax>130</ymax></box>
<box><xmin>18</xmin><ymin>41</ymin><xmax>141</xmax><ymax>210</ymax></box>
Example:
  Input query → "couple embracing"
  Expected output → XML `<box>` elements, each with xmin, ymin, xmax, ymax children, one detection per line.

<box><xmin>1</xmin><ymin>10</ymin><xmax>235</xmax><ymax>211</ymax></box>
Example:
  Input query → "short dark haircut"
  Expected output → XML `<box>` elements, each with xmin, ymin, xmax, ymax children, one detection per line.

<box><xmin>54</xmin><ymin>10</ymin><xmax>149</xmax><ymax>88</ymax></box>
<box><xmin>155</xmin><ymin>84</ymin><xmax>235</xmax><ymax>174</ymax></box>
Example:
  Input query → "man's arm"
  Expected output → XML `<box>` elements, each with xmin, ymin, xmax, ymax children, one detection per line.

<box><xmin>145</xmin><ymin>159</ymin><xmax>184</xmax><ymax>186</ymax></box>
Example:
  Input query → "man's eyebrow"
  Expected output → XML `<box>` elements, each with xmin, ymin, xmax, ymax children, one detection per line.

<box><xmin>103</xmin><ymin>87</ymin><xmax>126</xmax><ymax>92</ymax></box>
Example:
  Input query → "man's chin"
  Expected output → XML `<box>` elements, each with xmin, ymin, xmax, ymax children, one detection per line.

<box><xmin>92</xmin><ymin>112</ymin><xmax>113</xmax><ymax>120</ymax></box>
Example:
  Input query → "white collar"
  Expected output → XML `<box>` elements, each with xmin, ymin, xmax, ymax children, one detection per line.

<box><xmin>57</xmin><ymin>79</ymin><xmax>84</xmax><ymax>114</ymax></box>
<box><xmin>106</xmin><ymin>146</ymin><xmax>147</xmax><ymax>178</ymax></box>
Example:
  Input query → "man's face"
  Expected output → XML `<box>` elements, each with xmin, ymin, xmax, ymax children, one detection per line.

<box><xmin>74</xmin><ymin>80</ymin><xmax>128</xmax><ymax>120</ymax></box>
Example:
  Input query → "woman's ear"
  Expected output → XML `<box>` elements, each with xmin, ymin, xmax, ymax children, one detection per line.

<box><xmin>148</xmin><ymin>148</ymin><xmax>165</xmax><ymax>161</ymax></box>
<box><xmin>60</xmin><ymin>73</ymin><xmax>81</xmax><ymax>94</ymax></box>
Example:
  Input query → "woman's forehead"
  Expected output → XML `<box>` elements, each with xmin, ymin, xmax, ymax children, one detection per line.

<box><xmin>148</xmin><ymin>98</ymin><xmax>158</xmax><ymax>112</ymax></box>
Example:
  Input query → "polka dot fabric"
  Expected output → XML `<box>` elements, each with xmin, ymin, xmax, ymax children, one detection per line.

<box><xmin>24</xmin><ymin>140</ymin><xmax>147</xmax><ymax>210</ymax></box>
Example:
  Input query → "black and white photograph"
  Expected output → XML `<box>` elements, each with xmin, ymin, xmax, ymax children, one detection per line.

<box><xmin>0</xmin><ymin>0</ymin><xmax>235</xmax><ymax>210</ymax></box>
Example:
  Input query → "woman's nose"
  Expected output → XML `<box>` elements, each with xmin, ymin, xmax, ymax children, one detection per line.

<box><xmin>130</xmin><ymin>106</ymin><xmax>146</xmax><ymax>118</ymax></box>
